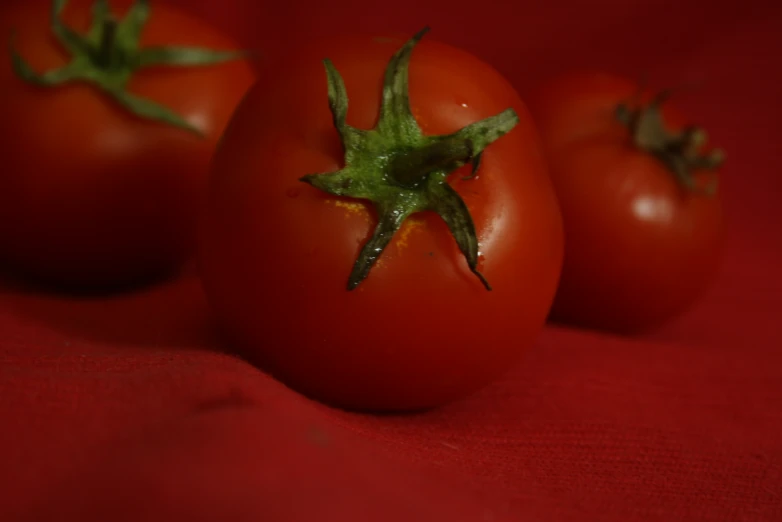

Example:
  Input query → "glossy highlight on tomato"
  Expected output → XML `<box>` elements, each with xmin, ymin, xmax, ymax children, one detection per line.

<box><xmin>527</xmin><ymin>72</ymin><xmax>725</xmax><ymax>334</ymax></box>
<box><xmin>0</xmin><ymin>0</ymin><xmax>255</xmax><ymax>290</ymax></box>
<box><xmin>197</xmin><ymin>29</ymin><xmax>564</xmax><ymax>412</ymax></box>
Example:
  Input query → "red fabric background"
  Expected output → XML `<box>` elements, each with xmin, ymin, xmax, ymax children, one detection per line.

<box><xmin>2</xmin><ymin>0</ymin><xmax>781</xmax><ymax>520</ymax></box>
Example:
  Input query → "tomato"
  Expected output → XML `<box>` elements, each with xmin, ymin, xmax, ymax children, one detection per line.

<box><xmin>526</xmin><ymin>72</ymin><xmax>725</xmax><ymax>334</ymax></box>
<box><xmin>197</xmin><ymin>28</ymin><xmax>564</xmax><ymax>412</ymax></box>
<box><xmin>0</xmin><ymin>0</ymin><xmax>255</xmax><ymax>291</ymax></box>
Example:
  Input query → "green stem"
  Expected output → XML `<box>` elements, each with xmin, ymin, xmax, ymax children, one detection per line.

<box><xmin>96</xmin><ymin>15</ymin><xmax>118</xmax><ymax>69</ymax></box>
<box><xmin>299</xmin><ymin>28</ymin><xmax>519</xmax><ymax>291</ymax></box>
<box><xmin>615</xmin><ymin>88</ymin><xmax>725</xmax><ymax>195</ymax></box>
<box><xmin>9</xmin><ymin>0</ymin><xmax>251</xmax><ymax>135</ymax></box>
<box><xmin>388</xmin><ymin>138</ymin><xmax>474</xmax><ymax>189</ymax></box>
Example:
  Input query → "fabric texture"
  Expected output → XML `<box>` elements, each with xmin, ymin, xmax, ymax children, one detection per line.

<box><xmin>2</xmin><ymin>0</ymin><xmax>781</xmax><ymax>520</ymax></box>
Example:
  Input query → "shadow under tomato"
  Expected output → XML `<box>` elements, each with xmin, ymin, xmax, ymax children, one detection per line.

<box><xmin>0</xmin><ymin>262</ymin><xmax>225</xmax><ymax>351</ymax></box>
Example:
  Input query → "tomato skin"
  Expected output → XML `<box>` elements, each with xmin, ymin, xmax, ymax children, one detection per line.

<box><xmin>527</xmin><ymin>72</ymin><xmax>725</xmax><ymax>334</ymax></box>
<box><xmin>0</xmin><ymin>0</ymin><xmax>255</xmax><ymax>290</ymax></box>
<box><xmin>197</xmin><ymin>32</ymin><xmax>564</xmax><ymax>412</ymax></box>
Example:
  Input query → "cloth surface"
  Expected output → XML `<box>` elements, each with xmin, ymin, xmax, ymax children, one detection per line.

<box><xmin>2</xmin><ymin>0</ymin><xmax>781</xmax><ymax>520</ymax></box>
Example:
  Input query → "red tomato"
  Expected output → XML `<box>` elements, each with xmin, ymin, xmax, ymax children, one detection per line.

<box><xmin>0</xmin><ymin>0</ymin><xmax>255</xmax><ymax>290</ymax></box>
<box><xmin>527</xmin><ymin>72</ymin><xmax>725</xmax><ymax>334</ymax></box>
<box><xmin>197</xmin><ymin>29</ymin><xmax>564</xmax><ymax>412</ymax></box>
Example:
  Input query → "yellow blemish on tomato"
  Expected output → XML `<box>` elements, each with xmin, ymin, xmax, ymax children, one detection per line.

<box><xmin>333</xmin><ymin>200</ymin><xmax>365</xmax><ymax>214</ymax></box>
<box><xmin>325</xmin><ymin>199</ymin><xmax>370</xmax><ymax>222</ymax></box>
<box><xmin>395</xmin><ymin>216</ymin><xmax>425</xmax><ymax>250</ymax></box>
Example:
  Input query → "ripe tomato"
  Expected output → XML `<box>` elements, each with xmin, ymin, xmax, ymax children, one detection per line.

<box><xmin>198</xmin><ymin>29</ymin><xmax>564</xmax><ymax>412</ymax></box>
<box><xmin>526</xmin><ymin>72</ymin><xmax>725</xmax><ymax>334</ymax></box>
<box><xmin>0</xmin><ymin>0</ymin><xmax>255</xmax><ymax>290</ymax></box>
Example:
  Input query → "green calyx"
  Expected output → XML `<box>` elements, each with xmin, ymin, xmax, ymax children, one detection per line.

<box><xmin>299</xmin><ymin>27</ymin><xmax>519</xmax><ymax>291</ymax></box>
<box><xmin>9</xmin><ymin>0</ymin><xmax>250</xmax><ymax>136</ymax></box>
<box><xmin>615</xmin><ymin>88</ymin><xmax>725</xmax><ymax>195</ymax></box>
